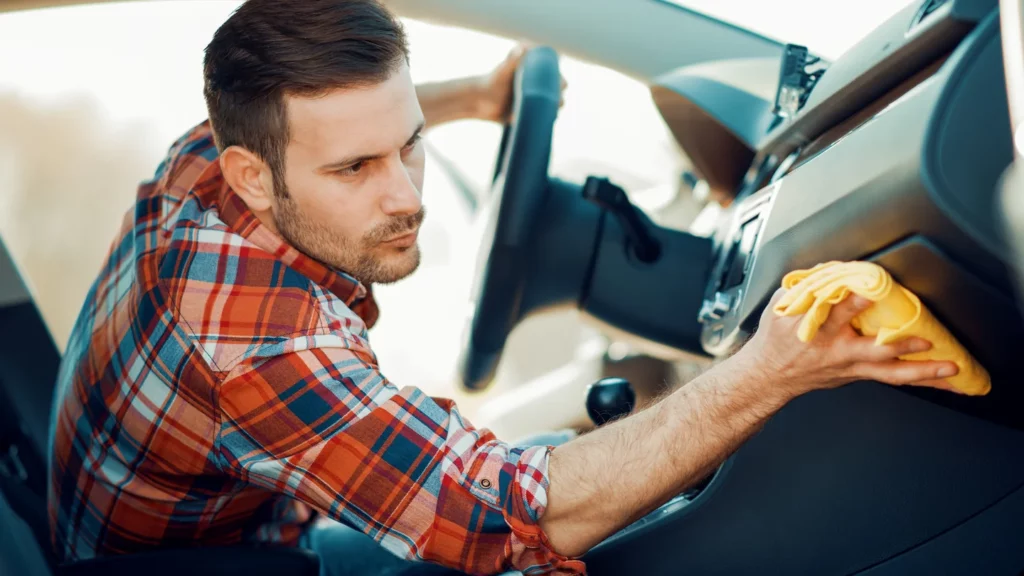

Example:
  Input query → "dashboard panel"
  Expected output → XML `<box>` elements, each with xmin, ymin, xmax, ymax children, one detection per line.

<box><xmin>696</xmin><ymin>8</ymin><xmax>1022</xmax><ymax>429</ymax></box>
<box><xmin>758</xmin><ymin>0</ymin><xmax>994</xmax><ymax>160</ymax></box>
<box><xmin>651</xmin><ymin>0</ymin><xmax>998</xmax><ymax>204</ymax></box>
<box><xmin>581</xmin><ymin>1</ymin><xmax>1024</xmax><ymax>574</ymax></box>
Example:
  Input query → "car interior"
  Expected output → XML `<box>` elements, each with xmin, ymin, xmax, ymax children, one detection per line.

<box><xmin>3</xmin><ymin>0</ymin><xmax>1024</xmax><ymax>574</ymax></box>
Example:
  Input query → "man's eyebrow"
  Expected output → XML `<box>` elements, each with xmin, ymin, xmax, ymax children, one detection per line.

<box><xmin>319</xmin><ymin>152</ymin><xmax>385</xmax><ymax>173</ymax></box>
<box><xmin>318</xmin><ymin>121</ymin><xmax>426</xmax><ymax>173</ymax></box>
<box><xmin>405</xmin><ymin>121</ymin><xmax>425</xmax><ymax>147</ymax></box>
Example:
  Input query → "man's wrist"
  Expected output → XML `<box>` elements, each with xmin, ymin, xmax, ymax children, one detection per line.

<box><xmin>417</xmin><ymin>76</ymin><xmax>499</xmax><ymax>128</ymax></box>
<box><xmin>468</xmin><ymin>74</ymin><xmax>504</xmax><ymax>123</ymax></box>
<box><xmin>708</xmin><ymin>350</ymin><xmax>798</xmax><ymax>411</ymax></box>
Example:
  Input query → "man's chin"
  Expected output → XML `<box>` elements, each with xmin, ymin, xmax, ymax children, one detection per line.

<box><xmin>369</xmin><ymin>245</ymin><xmax>421</xmax><ymax>285</ymax></box>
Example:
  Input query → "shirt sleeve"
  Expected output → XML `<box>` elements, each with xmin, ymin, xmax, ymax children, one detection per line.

<box><xmin>214</xmin><ymin>341</ymin><xmax>586</xmax><ymax>575</ymax></box>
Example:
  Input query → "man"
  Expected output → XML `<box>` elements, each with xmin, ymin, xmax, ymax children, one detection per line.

<box><xmin>47</xmin><ymin>1</ymin><xmax>961</xmax><ymax>575</ymax></box>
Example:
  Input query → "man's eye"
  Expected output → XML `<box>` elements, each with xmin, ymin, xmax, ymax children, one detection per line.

<box><xmin>338</xmin><ymin>162</ymin><xmax>363</xmax><ymax>176</ymax></box>
<box><xmin>403</xmin><ymin>136</ymin><xmax>422</xmax><ymax>154</ymax></box>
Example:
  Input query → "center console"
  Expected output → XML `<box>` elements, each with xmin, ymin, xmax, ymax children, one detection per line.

<box><xmin>697</xmin><ymin>181</ymin><xmax>779</xmax><ymax>356</ymax></box>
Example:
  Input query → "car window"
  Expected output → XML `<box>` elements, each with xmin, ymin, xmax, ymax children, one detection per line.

<box><xmin>0</xmin><ymin>4</ymin><xmax>482</xmax><ymax>386</ymax></box>
<box><xmin>0</xmin><ymin>2</ymin><xmax>250</xmax><ymax>350</ymax></box>
<box><xmin>400</xmin><ymin>20</ymin><xmax>689</xmax><ymax>394</ymax></box>
<box><xmin>663</xmin><ymin>0</ymin><xmax>918</xmax><ymax>60</ymax></box>
<box><xmin>406</xmin><ymin>18</ymin><xmax>686</xmax><ymax>208</ymax></box>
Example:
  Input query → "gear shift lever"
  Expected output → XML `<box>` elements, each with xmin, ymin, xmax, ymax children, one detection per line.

<box><xmin>585</xmin><ymin>377</ymin><xmax>636</xmax><ymax>426</ymax></box>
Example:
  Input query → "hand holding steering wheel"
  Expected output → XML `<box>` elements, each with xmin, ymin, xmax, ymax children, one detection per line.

<box><xmin>460</xmin><ymin>47</ymin><xmax>565</xmax><ymax>390</ymax></box>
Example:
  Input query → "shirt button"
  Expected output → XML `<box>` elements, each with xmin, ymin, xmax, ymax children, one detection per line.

<box><xmin>480</xmin><ymin>479</ymin><xmax>492</xmax><ymax>489</ymax></box>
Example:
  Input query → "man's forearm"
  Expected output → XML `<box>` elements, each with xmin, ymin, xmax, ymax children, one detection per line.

<box><xmin>416</xmin><ymin>77</ymin><xmax>493</xmax><ymax>128</ymax></box>
<box><xmin>539</xmin><ymin>352</ymin><xmax>790</xmax><ymax>557</ymax></box>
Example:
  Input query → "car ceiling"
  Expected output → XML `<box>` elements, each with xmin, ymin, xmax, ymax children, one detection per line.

<box><xmin>2</xmin><ymin>0</ymin><xmax>784</xmax><ymax>82</ymax></box>
<box><xmin>383</xmin><ymin>0</ymin><xmax>782</xmax><ymax>81</ymax></box>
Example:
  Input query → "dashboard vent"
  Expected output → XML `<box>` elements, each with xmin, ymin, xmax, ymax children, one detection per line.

<box><xmin>911</xmin><ymin>0</ymin><xmax>951</xmax><ymax>29</ymax></box>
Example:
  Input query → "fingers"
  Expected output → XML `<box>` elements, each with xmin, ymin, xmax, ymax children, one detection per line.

<box><xmin>901</xmin><ymin>378</ymin><xmax>963</xmax><ymax>394</ymax></box>
<box><xmin>759</xmin><ymin>288</ymin><xmax>790</xmax><ymax>325</ymax></box>
<box><xmin>848</xmin><ymin>336</ymin><xmax>932</xmax><ymax>362</ymax></box>
<box><xmin>819</xmin><ymin>294</ymin><xmax>871</xmax><ymax>337</ymax></box>
<box><xmin>762</xmin><ymin>287</ymin><xmax>787</xmax><ymax>316</ymax></box>
<box><xmin>769</xmin><ymin>287</ymin><xmax>787</xmax><ymax>305</ymax></box>
<box><xmin>509</xmin><ymin>43</ymin><xmax>529</xmax><ymax>60</ymax></box>
<box><xmin>852</xmin><ymin>359</ymin><xmax>959</xmax><ymax>387</ymax></box>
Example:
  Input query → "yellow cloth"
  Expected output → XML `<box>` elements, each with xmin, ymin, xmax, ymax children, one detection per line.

<box><xmin>772</xmin><ymin>261</ymin><xmax>991</xmax><ymax>396</ymax></box>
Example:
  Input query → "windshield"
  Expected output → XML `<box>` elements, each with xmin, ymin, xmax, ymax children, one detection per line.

<box><xmin>665</xmin><ymin>0</ymin><xmax>918</xmax><ymax>60</ymax></box>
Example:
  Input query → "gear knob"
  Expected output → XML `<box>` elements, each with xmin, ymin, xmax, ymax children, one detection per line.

<box><xmin>585</xmin><ymin>377</ymin><xmax>636</xmax><ymax>426</ymax></box>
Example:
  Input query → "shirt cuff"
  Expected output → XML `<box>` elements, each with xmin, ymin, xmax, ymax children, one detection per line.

<box><xmin>503</xmin><ymin>445</ymin><xmax>587</xmax><ymax>575</ymax></box>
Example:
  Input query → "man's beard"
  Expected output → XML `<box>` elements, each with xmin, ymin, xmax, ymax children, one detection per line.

<box><xmin>274</xmin><ymin>195</ymin><xmax>425</xmax><ymax>285</ymax></box>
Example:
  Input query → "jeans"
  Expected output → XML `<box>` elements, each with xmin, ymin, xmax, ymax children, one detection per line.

<box><xmin>303</xmin><ymin>524</ymin><xmax>465</xmax><ymax>576</ymax></box>
<box><xmin>303</xmin><ymin>429</ymin><xmax>577</xmax><ymax>576</ymax></box>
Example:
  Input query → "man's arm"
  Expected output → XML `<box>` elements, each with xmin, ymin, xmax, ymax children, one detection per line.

<box><xmin>540</xmin><ymin>355</ymin><xmax>784</xmax><ymax>556</ymax></box>
<box><xmin>215</xmin><ymin>293</ymin><xmax>958</xmax><ymax>574</ymax></box>
<box><xmin>216</xmin><ymin>342</ymin><xmax>582</xmax><ymax>575</ymax></box>
<box><xmin>415</xmin><ymin>45</ymin><xmax>519</xmax><ymax>128</ymax></box>
<box><xmin>416</xmin><ymin>45</ymin><xmax>565</xmax><ymax>128</ymax></box>
<box><xmin>416</xmin><ymin>76</ymin><xmax>494</xmax><ymax>128</ymax></box>
<box><xmin>538</xmin><ymin>292</ymin><xmax>961</xmax><ymax>557</ymax></box>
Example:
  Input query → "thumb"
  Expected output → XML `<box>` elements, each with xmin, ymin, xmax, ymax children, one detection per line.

<box><xmin>508</xmin><ymin>43</ymin><xmax>528</xmax><ymax>63</ymax></box>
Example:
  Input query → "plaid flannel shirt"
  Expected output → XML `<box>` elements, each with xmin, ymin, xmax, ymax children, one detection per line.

<box><xmin>47</xmin><ymin>121</ymin><xmax>585</xmax><ymax>575</ymax></box>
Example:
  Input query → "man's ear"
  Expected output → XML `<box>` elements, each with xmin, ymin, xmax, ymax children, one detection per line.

<box><xmin>219</xmin><ymin>146</ymin><xmax>275</xmax><ymax>213</ymax></box>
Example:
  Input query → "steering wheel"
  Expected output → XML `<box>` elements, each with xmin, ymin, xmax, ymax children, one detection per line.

<box><xmin>459</xmin><ymin>47</ymin><xmax>563</xmax><ymax>390</ymax></box>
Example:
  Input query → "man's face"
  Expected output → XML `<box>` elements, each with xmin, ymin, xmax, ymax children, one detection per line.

<box><xmin>274</xmin><ymin>62</ymin><xmax>426</xmax><ymax>285</ymax></box>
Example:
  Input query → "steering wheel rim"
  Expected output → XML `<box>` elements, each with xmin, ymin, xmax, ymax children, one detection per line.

<box><xmin>460</xmin><ymin>47</ymin><xmax>562</xmax><ymax>391</ymax></box>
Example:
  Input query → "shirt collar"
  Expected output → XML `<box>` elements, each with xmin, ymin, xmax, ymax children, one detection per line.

<box><xmin>201</xmin><ymin>160</ymin><xmax>380</xmax><ymax>328</ymax></box>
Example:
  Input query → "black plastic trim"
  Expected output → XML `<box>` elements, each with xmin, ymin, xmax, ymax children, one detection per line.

<box><xmin>921</xmin><ymin>9</ymin><xmax>1014</xmax><ymax>262</ymax></box>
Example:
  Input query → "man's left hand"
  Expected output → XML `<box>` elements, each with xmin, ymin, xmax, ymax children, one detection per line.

<box><xmin>476</xmin><ymin>44</ymin><xmax>568</xmax><ymax>123</ymax></box>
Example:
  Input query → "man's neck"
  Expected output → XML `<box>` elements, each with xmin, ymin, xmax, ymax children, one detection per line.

<box><xmin>250</xmin><ymin>205</ymin><xmax>280</xmax><ymax>237</ymax></box>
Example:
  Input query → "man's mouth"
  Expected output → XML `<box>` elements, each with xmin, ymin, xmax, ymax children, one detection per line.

<box><xmin>381</xmin><ymin>228</ymin><xmax>419</xmax><ymax>248</ymax></box>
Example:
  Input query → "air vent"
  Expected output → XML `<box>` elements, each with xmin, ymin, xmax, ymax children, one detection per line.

<box><xmin>911</xmin><ymin>0</ymin><xmax>951</xmax><ymax>29</ymax></box>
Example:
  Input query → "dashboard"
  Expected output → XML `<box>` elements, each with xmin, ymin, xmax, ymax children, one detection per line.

<box><xmin>665</xmin><ymin>0</ymin><xmax>1021</xmax><ymax>428</ymax></box>
<box><xmin>578</xmin><ymin>1</ymin><xmax>1024</xmax><ymax>574</ymax></box>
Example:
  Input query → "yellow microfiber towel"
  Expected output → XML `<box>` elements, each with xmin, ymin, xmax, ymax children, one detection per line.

<box><xmin>773</xmin><ymin>261</ymin><xmax>991</xmax><ymax>396</ymax></box>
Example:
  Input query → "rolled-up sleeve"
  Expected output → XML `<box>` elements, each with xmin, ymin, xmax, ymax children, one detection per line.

<box><xmin>215</xmin><ymin>342</ymin><xmax>586</xmax><ymax>575</ymax></box>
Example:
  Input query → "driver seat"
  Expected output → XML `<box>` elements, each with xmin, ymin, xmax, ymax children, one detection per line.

<box><xmin>0</xmin><ymin>236</ymin><xmax>320</xmax><ymax>576</ymax></box>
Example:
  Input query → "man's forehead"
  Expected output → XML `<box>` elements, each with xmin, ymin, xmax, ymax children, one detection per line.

<box><xmin>286</xmin><ymin>63</ymin><xmax>421</xmax><ymax>157</ymax></box>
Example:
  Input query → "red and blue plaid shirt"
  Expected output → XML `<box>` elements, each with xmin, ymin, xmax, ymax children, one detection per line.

<box><xmin>47</xmin><ymin>121</ymin><xmax>585</xmax><ymax>575</ymax></box>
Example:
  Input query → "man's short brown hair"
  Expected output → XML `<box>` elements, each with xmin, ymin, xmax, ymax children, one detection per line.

<box><xmin>202</xmin><ymin>0</ymin><xmax>409</xmax><ymax>196</ymax></box>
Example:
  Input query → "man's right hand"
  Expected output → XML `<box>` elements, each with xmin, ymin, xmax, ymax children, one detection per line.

<box><xmin>539</xmin><ymin>289</ymin><xmax>962</xmax><ymax>562</ymax></box>
<box><xmin>733</xmin><ymin>289</ymin><xmax>961</xmax><ymax>401</ymax></box>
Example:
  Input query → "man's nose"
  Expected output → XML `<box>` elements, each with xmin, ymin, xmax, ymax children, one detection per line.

<box><xmin>380</xmin><ymin>161</ymin><xmax>422</xmax><ymax>216</ymax></box>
